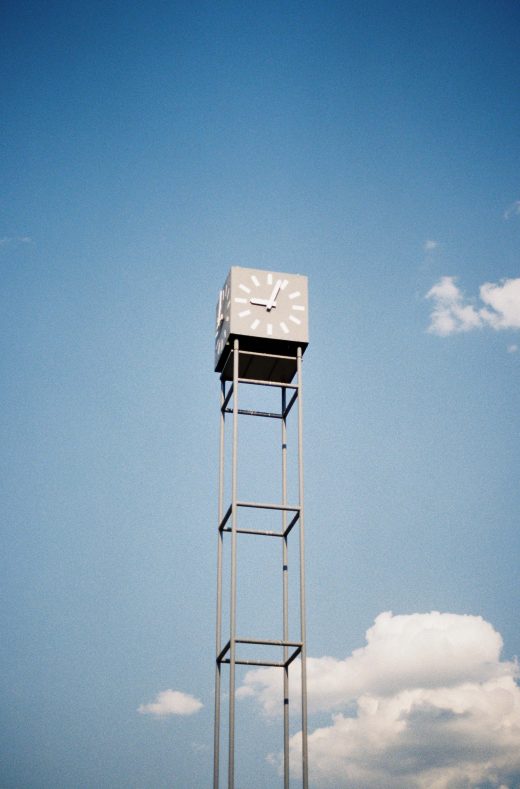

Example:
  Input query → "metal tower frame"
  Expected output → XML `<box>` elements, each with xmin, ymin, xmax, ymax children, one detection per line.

<box><xmin>213</xmin><ymin>339</ymin><xmax>309</xmax><ymax>789</ymax></box>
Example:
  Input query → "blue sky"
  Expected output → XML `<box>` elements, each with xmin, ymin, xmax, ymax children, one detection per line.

<box><xmin>1</xmin><ymin>2</ymin><xmax>519</xmax><ymax>787</ymax></box>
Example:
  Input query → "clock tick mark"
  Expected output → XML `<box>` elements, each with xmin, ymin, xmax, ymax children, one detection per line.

<box><xmin>289</xmin><ymin>291</ymin><xmax>301</xmax><ymax>299</ymax></box>
<box><xmin>239</xmin><ymin>309</ymin><xmax>251</xmax><ymax>318</ymax></box>
<box><xmin>280</xmin><ymin>322</ymin><xmax>289</xmax><ymax>334</ymax></box>
<box><xmin>239</xmin><ymin>284</ymin><xmax>251</xmax><ymax>294</ymax></box>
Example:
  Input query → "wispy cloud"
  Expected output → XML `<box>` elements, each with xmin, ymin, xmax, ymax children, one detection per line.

<box><xmin>423</xmin><ymin>239</ymin><xmax>438</xmax><ymax>253</ymax></box>
<box><xmin>138</xmin><ymin>689</ymin><xmax>203</xmax><ymax>717</ymax></box>
<box><xmin>425</xmin><ymin>276</ymin><xmax>520</xmax><ymax>336</ymax></box>
<box><xmin>0</xmin><ymin>236</ymin><xmax>33</xmax><ymax>249</ymax></box>
<box><xmin>239</xmin><ymin>611</ymin><xmax>520</xmax><ymax>788</ymax></box>
<box><xmin>504</xmin><ymin>200</ymin><xmax>520</xmax><ymax>220</ymax></box>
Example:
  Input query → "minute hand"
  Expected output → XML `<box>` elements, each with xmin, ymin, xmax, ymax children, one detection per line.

<box><xmin>266</xmin><ymin>280</ymin><xmax>282</xmax><ymax>311</ymax></box>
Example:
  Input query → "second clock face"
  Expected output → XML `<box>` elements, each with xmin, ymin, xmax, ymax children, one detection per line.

<box><xmin>231</xmin><ymin>269</ymin><xmax>307</xmax><ymax>340</ymax></box>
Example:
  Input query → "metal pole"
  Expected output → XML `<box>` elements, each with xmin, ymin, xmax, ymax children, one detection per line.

<box><xmin>297</xmin><ymin>347</ymin><xmax>309</xmax><ymax>789</ymax></box>
<box><xmin>281</xmin><ymin>387</ymin><xmax>289</xmax><ymax>789</ymax></box>
<box><xmin>213</xmin><ymin>380</ymin><xmax>226</xmax><ymax>789</ymax></box>
<box><xmin>228</xmin><ymin>339</ymin><xmax>240</xmax><ymax>789</ymax></box>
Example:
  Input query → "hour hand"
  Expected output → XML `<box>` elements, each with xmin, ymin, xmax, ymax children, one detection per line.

<box><xmin>250</xmin><ymin>297</ymin><xmax>269</xmax><ymax>307</ymax></box>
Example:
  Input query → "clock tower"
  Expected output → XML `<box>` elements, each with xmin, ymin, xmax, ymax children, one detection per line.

<box><xmin>215</xmin><ymin>266</ymin><xmax>309</xmax><ymax>382</ymax></box>
<box><xmin>213</xmin><ymin>267</ymin><xmax>309</xmax><ymax>789</ymax></box>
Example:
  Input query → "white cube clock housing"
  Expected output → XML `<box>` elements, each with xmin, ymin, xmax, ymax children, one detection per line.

<box><xmin>214</xmin><ymin>266</ymin><xmax>308</xmax><ymax>380</ymax></box>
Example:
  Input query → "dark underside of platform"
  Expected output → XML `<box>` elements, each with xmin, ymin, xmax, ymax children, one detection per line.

<box><xmin>217</xmin><ymin>336</ymin><xmax>308</xmax><ymax>383</ymax></box>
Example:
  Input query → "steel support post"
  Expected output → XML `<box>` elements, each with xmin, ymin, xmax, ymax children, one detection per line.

<box><xmin>297</xmin><ymin>347</ymin><xmax>309</xmax><ymax>789</ymax></box>
<box><xmin>213</xmin><ymin>378</ymin><xmax>226</xmax><ymax>789</ymax></box>
<box><xmin>281</xmin><ymin>386</ymin><xmax>290</xmax><ymax>788</ymax></box>
<box><xmin>228</xmin><ymin>338</ymin><xmax>240</xmax><ymax>789</ymax></box>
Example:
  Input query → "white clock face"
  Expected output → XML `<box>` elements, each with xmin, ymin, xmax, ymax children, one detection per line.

<box><xmin>232</xmin><ymin>270</ymin><xmax>306</xmax><ymax>338</ymax></box>
<box><xmin>215</xmin><ymin>280</ymin><xmax>230</xmax><ymax>335</ymax></box>
<box><xmin>215</xmin><ymin>278</ymin><xmax>231</xmax><ymax>357</ymax></box>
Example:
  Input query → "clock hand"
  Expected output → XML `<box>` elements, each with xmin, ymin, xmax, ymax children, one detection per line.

<box><xmin>249</xmin><ymin>280</ymin><xmax>282</xmax><ymax>310</ymax></box>
<box><xmin>266</xmin><ymin>280</ymin><xmax>282</xmax><ymax>311</ymax></box>
<box><xmin>215</xmin><ymin>290</ymin><xmax>223</xmax><ymax>332</ymax></box>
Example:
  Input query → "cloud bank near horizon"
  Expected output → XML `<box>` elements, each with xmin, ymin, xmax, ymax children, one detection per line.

<box><xmin>238</xmin><ymin>611</ymin><xmax>520</xmax><ymax>788</ymax></box>
<box><xmin>425</xmin><ymin>276</ymin><xmax>520</xmax><ymax>337</ymax></box>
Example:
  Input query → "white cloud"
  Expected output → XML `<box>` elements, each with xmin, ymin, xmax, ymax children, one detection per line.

<box><xmin>480</xmin><ymin>279</ymin><xmax>520</xmax><ymax>329</ymax></box>
<box><xmin>425</xmin><ymin>277</ymin><xmax>481</xmax><ymax>336</ymax></box>
<box><xmin>138</xmin><ymin>689</ymin><xmax>203</xmax><ymax>717</ymax></box>
<box><xmin>239</xmin><ymin>611</ymin><xmax>513</xmax><ymax>715</ymax></box>
<box><xmin>426</xmin><ymin>276</ymin><xmax>520</xmax><ymax>336</ymax></box>
<box><xmin>287</xmin><ymin>676</ymin><xmax>520</xmax><ymax>788</ymax></box>
<box><xmin>423</xmin><ymin>239</ymin><xmax>438</xmax><ymax>253</ymax></box>
<box><xmin>507</xmin><ymin>344</ymin><xmax>518</xmax><ymax>353</ymax></box>
<box><xmin>239</xmin><ymin>612</ymin><xmax>520</xmax><ymax>788</ymax></box>
<box><xmin>504</xmin><ymin>200</ymin><xmax>520</xmax><ymax>219</ymax></box>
